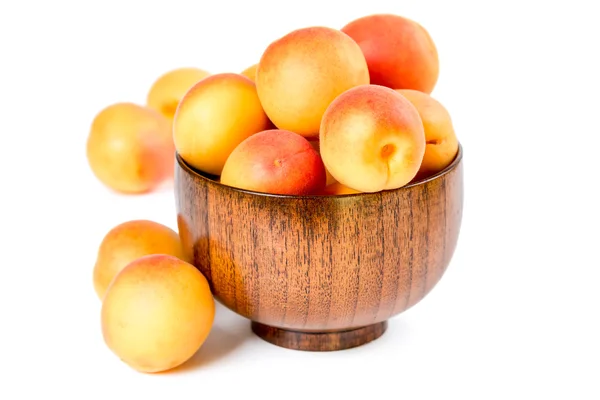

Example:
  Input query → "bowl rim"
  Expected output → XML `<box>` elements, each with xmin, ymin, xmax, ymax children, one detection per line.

<box><xmin>176</xmin><ymin>143</ymin><xmax>463</xmax><ymax>199</ymax></box>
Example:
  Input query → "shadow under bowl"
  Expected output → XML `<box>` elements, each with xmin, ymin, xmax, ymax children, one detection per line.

<box><xmin>175</xmin><ymin>145</ymin><xmax>464</xmax><ymax>351</ymax></box>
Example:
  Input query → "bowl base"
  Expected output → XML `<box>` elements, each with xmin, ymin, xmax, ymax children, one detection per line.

<box><xmin>251</xmin><ymin>321</ymin><xmax>388</xmax><ymax>351</ymax></box>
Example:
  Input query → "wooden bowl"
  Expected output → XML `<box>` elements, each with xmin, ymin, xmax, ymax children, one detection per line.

<box><xmin>175</xmin><ymin>145</ymin><xmax>463</xmax><ymax>351</ymax></box>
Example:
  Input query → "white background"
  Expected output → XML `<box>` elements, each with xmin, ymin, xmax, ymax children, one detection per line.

<box><xmin>1</xmin><ymin>0</ymin><xmax>599</xmax><ymax>399</ymax></box>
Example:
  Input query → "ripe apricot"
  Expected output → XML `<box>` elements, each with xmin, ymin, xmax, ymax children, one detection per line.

<box><xmin>320</xmin><ymin>182</ymin><xmax>362</xmax><ymax>195</ymax></box>
<box><xmin>147</xmin><ymin>67</ymin><xmax>210</xmax><ymax>121</ymax></box>
<box><xmin>342</xmin><ymin>14</ymin><xmax>439</xmax><ymax>93</ymax></box>
<box><xmin>220</xmin><ymin>129</ymin><xmax>326</xmax><ymax>195</ymax></box>
<box><xmin>308</xmin><ymin>140</ymin><xmax>338</xmax><ymax>186</ymax></box>
<box><xmin>397</xmin><ymin>89</ymin><xmax>459</xmax><ymax>180</ymax></box>
<box><xmin>256</xmin><ymin>26</ymin><xmax>369</xmax><ymax>138</ymax></box>
<box><xmin>86</xmin><ymin>103</ymin><xmax>174</xmax><ymax>194</ymax></box>
<box><xmin>92</xmin><ymin>219</ymin><xmax>188</xmax><ymax>300</ymax></box>
<box><xmin>320</xmin><ymin>85</ymin><xmax>426</xmax><ymax>192</ymax></box>
<box><xmin>241</xmin><ymin>64</ymin><xmax>258</xmax><ymax>82</ymax></box>
<box><xmin>102</xmin><ymin>254</ymin><xmax>214</xmax><ymax>373</ymax></box>
<box><xmin>173</xmin><ymin>73</ymin><xmax>270</xmax><ymax>175</ymax></box>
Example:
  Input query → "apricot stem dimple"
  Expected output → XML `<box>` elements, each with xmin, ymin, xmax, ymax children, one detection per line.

<box><xmin>274</xmin><ymin>159</ymin><xmax>283</xmax><ymax>167</ymax></box>
<box><xmin>380</xmin><ymin>143</ymin><xmax>396</xmax><ymax>159</ymax></box>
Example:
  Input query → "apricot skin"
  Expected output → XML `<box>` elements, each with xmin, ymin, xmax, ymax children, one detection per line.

<box><xmin>92</xmin><ymin>219</ymin><xmax>189</xmax><ymax>300</ymax></box>
<box><xmin>256</xmin><ymin>26</ymin><xmax>370</xmax><ymax>138</ymax></box>
<box><xmin>241</xmin><ymin>64</ymin><xmax>258</xmax><ymax>82</ymax></box>
<box><xmin>308</xmin><ymin>140</ymin><xmax>338</xmax><ymax>186</ymax></box>
<box><xmin>320</xmin><ymin>84</ymin><xmax>426</xmax><ymax>193</ymax></box>
<box><xmin>220</xmin><ymin>129</ymin><xmax>327</xmax><ymax>195</ymax></box>
<box><xmin>147</xmin><ymin>67</ymin><xmax>210</xmax><ymax>121</ymax></box>
<box><xmin>342</xmin><ymin>14</ymin><xmax>439</xmax><ymax>93</ymax></box>
<box><xmin>396</xmin><ymin>89</ymin><xmax>459</xmax><ymax>180</ymax></box>
<box><xmin>173</xmin><ymin>73</ymin><xmax>271</xmax><ymax>176</ymax></box>
<box><xmin>101</xmin><ymin>254</ymin><xmax>215</xmax><ymax>373</ymax></box>
<box><xmin>86</xmin><ymin>103</ymin><xmax>174</xmax><ymax>194</ymax></box>
<box><xmin>320</xmin><ymin>182</ymin><xmax>362</xmax><ymax>195</ymax></box>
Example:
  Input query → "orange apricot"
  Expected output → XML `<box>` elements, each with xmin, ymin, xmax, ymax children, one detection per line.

<box><xmin>220</xmin><ymin>129</ymin><xmax>326</xmax><ymax>195</ymax></box>
<box><xmin>256</xmin><ymin>26</ymin><xmax>370</xmax><ymax>138</ymax></box>
<box><xmin>396</xmin><ymin>89</ymin><xmax>459</xmax><ymax>180</ymax></box>
<box><xmin>102</xmin><ymin>254</ymin><xmax>214</xmax><ymax>373</ymax></box>
<box><xmin>342</xmin><ymin>14</ymin><xmax>439</xmax><ymax>93</ymax></box>
<box><xmin>173</xmin><ymin>73</ymin><xmax>271</xmax><ymax>176</ymax></box>
<box><xmin>86</xmin><ymin>103</ymin><xmax>174</xmax><ymax>194</ymax></box>
<box><xmin>320</xmin><ymin>85</ymin><xmax>426</xmax><ymax>192</ymax></box>
<box><xmin>147</xmin><ymin>67</ymin><xmax>210</xmax><ymax>121</ymax></box>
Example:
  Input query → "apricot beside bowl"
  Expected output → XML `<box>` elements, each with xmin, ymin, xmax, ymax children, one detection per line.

<box><xmin>175</xmin><ymin>145</ymin><xmax>464</xmax><ymax>351</ymax></box>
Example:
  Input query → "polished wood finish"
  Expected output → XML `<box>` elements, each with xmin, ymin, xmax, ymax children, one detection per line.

<box><xmin>175</xmin><ymin>145</ymin><xmax>463</xmax><ymax>351</ymax></box>
<box><xmin>251</xmin><ymin>321</ymin><xmax>387</xmax><ymax>351</ymax></box>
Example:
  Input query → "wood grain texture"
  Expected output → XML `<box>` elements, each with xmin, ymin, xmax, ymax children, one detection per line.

<box><xmin>251</xmin><ymin>321</ymin><xmax>387</xmax><ymax>351</ymax></box>
<box><xmin>175</xmin><ymin>145</ymin><xmax>463</xmax><ymax>351</ymax></box>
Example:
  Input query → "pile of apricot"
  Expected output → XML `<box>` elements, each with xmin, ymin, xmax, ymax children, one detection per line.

<box><xmin>87</xmin><ymin>13</ymin><xmax>459</xmax><ymax>374</ymax></box>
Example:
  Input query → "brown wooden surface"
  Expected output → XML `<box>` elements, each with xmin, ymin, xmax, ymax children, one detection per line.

<box><xmin>175</xmin><ymin>145</ymin><xmax>463</xmax><ymax>351</ymax></box>
<box><xmin>251</xmin><ymin>321</ymin><xmax>387</xmax><ymax>351</ymax></box>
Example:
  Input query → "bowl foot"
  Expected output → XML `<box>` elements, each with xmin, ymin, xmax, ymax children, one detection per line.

<box><xmin>251</xmin><ymin>321</ymin><xmax>388</xmax><ymax>351</ymax></box>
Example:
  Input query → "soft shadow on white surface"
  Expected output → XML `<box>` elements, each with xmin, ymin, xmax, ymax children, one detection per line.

<box><xmin>168</xmin><ymin>303</ymin><xmax>252</xmax><ymax>373</ymax></box>
<box><xmin>169</xmin><ymin>302</ymin><xmax>415</xmax><ymax>373</ymax></box>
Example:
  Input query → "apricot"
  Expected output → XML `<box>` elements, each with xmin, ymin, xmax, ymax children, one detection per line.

<box><xmin>256</xmin><ymin>26</ymin><xmax>370</xmax><ymax>138</ymax></box>
<box><xmin>396</xmin><ymin>89</ymin><xmax>459</xmax><ymax>180</ymax></box>
<box><xmin>241</xmin><ymin>64</ymin><xmax>258</xmax><ymax>82</ymax></box>
<box><xmin>320</xmin><ymin>182</ymin><xmax>362</xmax><ymax>195</ymax></box>
<box><xmin>308</xmin><ymin>140</ymin><xmax>338</xmax><ymax>186</ymax></box>
<box><xmin>86</xmin><ymin>103</ymin><xmax>174</xmax><ymax>194</ymax></box>
<box><xmin>93</xmin><ymin>219</ymin><xmax>189</xmax><ymax>300</ymax></box>
<box><xmin>173</xmin><ymin>73</ymin><xmax>271</xmax><ymax>175</ymax></box>
<box><xmin>147</xmin><ymin>67</ymin><xmax>210</xmax><ymax>121</ymax></box>
<box><xmin>101</xmin><ymin>254</ymin><xmax>214</xmax><ymax>373</ymax></box>
<box><xmin>320</xmin><ymin>84</ymin><xmax>425</xmax><ymax>193</ymax></box>
<box><xmin>220</xmin><ymin>129</ymin><xmax>326</xmax><ymax>195</ymax></box>
<box><xmin>342</xmin><ymin>14</ymin><xmax>439</xmax><ymax>93</ymax></box>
